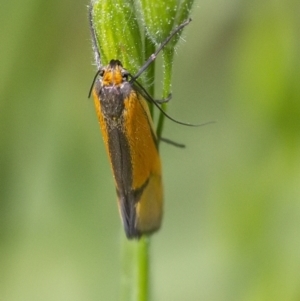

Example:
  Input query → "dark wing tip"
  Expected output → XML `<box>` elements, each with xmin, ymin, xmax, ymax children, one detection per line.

<box><xmin>118</xmin><ymin>192</ymin><xmax>141</xmax><ymax>239</ymax></box>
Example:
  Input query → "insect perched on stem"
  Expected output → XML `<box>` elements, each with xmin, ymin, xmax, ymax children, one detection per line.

<box><xmin>89</xmin><ymin>6</ymin><xmax>192</xmax><ymax>239</ymax></box>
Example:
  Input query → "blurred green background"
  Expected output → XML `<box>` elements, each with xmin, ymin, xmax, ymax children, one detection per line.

<box><xmin>1</xmin><ymin>0</ymin><xmax>300</xmax><ymax>300</ymax></box>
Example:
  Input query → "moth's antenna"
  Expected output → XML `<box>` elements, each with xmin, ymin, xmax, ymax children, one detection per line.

<box><xmin>132</xmin><ymin>79</ymin><xmax>215</xmax><ymax>127</ymax></box>
<box><xmin>88</xmin><ymin>70</ymin><xmax>101</xmax><ymax>98</ymax></box>
<box><xmin>89</xmin><ymin>4</ymin><xmax>101</xmax><ymax>69</ymax></box>
<box><xmin>130</xmin><ymin>18</ymin><xmax>192</xmax><ymax>82</ymax></box>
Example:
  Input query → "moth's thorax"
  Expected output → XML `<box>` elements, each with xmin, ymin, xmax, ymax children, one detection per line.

<box><xmin>97</xmin><ymin>60</ymin><xmax>132</xmax><ymax>121</ymax></box>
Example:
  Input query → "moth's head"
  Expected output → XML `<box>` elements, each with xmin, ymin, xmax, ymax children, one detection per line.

<box><xmin>101</xmin><ymin>59</ymin><xmax>129</xmax><ymax>86</ymax></box>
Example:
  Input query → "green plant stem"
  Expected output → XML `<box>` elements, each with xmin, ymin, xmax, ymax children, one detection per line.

<box><xmin>144</xmin><ymin>34</ymin><xmax>156</xmax><ymax>117</ymax></box>
<box><xmin>157</xmin><ymin>48</ymin><xmax>173</xmax><ymax>141</ymax></box>
<box><xmin>121</xmin><ymin>236</ymin><xmax>150</xmax><ymax>301</ymax></box>
<box><xmin>136</xmin><ymin>237</ymin><xmax>150</xmax><ymax>301</ymax></box>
